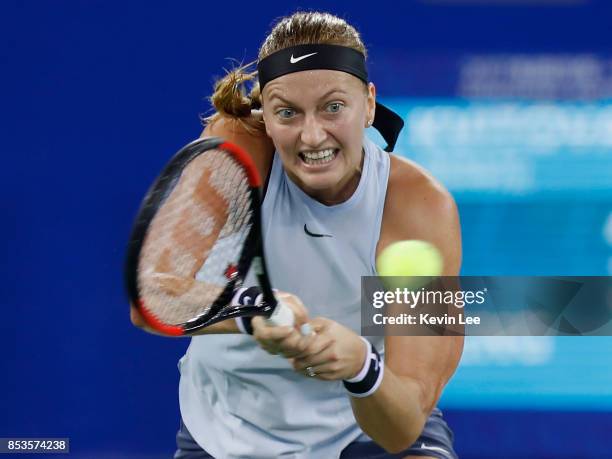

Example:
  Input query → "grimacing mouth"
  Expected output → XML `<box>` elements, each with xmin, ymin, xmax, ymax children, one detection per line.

<box><xmin>298</xmin><ymin>148</ymin><xmax>339</xmax><ymax>164</ymax></box>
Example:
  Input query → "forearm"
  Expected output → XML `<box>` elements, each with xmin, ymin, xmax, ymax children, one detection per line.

<box><xmin>349</xmin><ymin>367</ymin><xmax>429</xmax><ymax>453</ymax></box>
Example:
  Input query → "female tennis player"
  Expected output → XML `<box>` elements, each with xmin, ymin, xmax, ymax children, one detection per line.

<box><xmin>131</xmin><ymin>11</ymin><xmax>462</xmax><ymax>459</ymax></box>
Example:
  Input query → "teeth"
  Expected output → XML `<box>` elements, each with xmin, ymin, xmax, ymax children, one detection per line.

<box><xmin>302</xmin><ymin>149</ymin><xmax>334</xmax><ymax>160</ymax></box>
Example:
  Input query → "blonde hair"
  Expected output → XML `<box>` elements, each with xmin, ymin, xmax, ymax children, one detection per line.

<box><xmin>205</xmin><ymin>11</ymin><xmax>367</xmax><ymax>132</ymax></box>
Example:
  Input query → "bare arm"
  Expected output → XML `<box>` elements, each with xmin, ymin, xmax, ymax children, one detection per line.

<box><xmin>349</xmin><ymin>156</ymin><xmax>464</xmax><ymax>452</ymax></box>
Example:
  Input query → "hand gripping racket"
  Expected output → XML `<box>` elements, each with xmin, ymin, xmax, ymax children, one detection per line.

<box><xmin>124</xmin><ymin>137</ymin><xmax>298</xmax><ymax>336</ymax></box>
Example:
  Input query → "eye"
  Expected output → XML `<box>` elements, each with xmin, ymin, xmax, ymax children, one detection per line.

<box><xmin>276</xmin><ymin>108</ymin><xmax>296</xmax><ymax>119</ymax></box>
<box><xmin>326</xmin><ymin>102</ymin><xmax>344</xmax><ymax>113</ymax></box>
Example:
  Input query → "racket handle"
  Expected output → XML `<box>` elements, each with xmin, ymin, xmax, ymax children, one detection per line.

<box><xmin>266</xmin><ymin>300</ymin><xmax>295</xmax><ymax>327</ymax></box>
<box><xmin>266</xmin><ymin>298</ymin><xmax>314</xmax><ymax>336</ymax></box>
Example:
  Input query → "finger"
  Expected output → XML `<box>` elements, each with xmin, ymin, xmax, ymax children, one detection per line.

<box><xmin>277</xmin><ymin>332</ymin><xmax>310</xmax><ymax>358</ymax></box>
<box><xmin>253</xmin><ymin>321</ymin><xmax>309</xmax><ymax>356</ymax></box>
<box><xmin>252</xmin><ymin>317</ymin><xmax>293</xmax><ymax>340</ymax></box>
<box><xmin>261</xmin><ymin>345</ymin><xmax>280</xmax><ymax>355</ymax></box>
<box><xmin>293</xmin><ymin>334</ymin><xmax>334</xmax><ymax>360</ymax></box>
<box><xmin>307</xmin><ymin>316</ymin><xmax>330</xmax><ymax>334</ymax></box>
<box><xmin>294</xmin><ymin>345</ymin><xmax>338</xmax><ymax>371</ymax></box>
<box><xmin>300</xmin><ymin>361</ymin><xmax>344</xmax><ymax>381</ymax></box>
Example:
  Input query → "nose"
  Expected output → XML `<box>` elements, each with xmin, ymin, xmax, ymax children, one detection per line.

<box><xmin>300</xmin><ymin>113</ymin><xmax>327</xmax><ymax>148</ymax></box>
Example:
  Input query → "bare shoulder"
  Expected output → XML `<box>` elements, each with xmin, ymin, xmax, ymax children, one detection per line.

<box><xmin>201</xmin><ymin>114</ymin><xmax>275</xmax><ymax>180</ymax></box>
<box><xmin>378</xmin><ymin>154</ymin><xmax>462</xmax><ymax>275</ymax></box>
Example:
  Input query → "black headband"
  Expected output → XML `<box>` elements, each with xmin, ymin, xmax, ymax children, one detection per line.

<box><xmin>257</xmin><ymin>44</ymin><xmax>403</xmax><ymax>152</ymax></box>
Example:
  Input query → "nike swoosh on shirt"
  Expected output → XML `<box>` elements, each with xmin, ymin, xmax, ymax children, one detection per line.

<box><xmin>303</xmin><ymin>223</ymin><xmax>332</xmax><ymax>238</ymax></box>
<box><xmin>290</xmin><ymin>52</ymin><xmax>318</xmax><ymax>64</ymax></box>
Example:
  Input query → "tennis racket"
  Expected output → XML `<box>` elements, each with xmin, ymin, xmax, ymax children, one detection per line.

<box><xmin>124</xmin><ymin>137</ymin><xmax>297</xmax><ymax>336</ymax></box>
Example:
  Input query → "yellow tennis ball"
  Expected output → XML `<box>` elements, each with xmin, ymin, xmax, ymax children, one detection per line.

<box><xmin>376</xmin><ymin>240</ymin><xmax>443</xmax><ymax>289</ymax></box>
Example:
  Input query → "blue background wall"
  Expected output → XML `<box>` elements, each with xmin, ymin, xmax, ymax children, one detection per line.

<box><xmin>2</xmin><ymin>1</ymin><xmax>611</xmax><ymax>458</ymax></box>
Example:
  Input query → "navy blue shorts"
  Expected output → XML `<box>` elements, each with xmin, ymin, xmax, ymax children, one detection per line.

<box><xmin>174</xmin><ymin>408</ymin><xmax>457</xmax><ymax>459</ymax></box>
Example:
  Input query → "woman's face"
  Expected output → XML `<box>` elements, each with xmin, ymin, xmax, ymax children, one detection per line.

<box><xmin>262</xmin><ymin>70</ymin><xmax>375</xmax><ymax>204</ymax></box>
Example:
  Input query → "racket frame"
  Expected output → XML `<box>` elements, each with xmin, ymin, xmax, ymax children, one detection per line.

<box><xmin>125</xmin><ymin>137</ymin><xmax>281</xmax><ymax>336</ymax></box>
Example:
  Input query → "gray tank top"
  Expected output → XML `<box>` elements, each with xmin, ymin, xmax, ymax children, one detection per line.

<box><xmin>178</xmin><ymin>136</ymin><xmax>390</xmax><ymax>458</ymax></box>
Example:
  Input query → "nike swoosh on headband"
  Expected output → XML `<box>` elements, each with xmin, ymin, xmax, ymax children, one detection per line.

<box><xmin>290</xmin><ymin>52</ymin><xmax>318</xmax><ymax>64</ymax></box>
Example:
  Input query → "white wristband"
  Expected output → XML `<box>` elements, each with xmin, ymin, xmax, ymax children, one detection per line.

<box><xmin>345</xmin><ymin>337</ymin><xmax>373</xmax><ymax>383</ymax></box>
<box><xmin>342</xmin><ymin>337</ymin><xmax>384</xmax><ymax>398</ymax></box>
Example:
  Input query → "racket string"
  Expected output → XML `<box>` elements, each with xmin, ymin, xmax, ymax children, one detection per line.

<box><xmin>138</xmin><ymin>149</ymin><xmax>254</xmax><ymax>325</ymax></box>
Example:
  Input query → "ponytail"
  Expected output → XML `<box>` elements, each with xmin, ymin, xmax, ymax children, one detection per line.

<box><xmin>203</xmin><ymin>63</ymin><xmax>265</xmax><ymax>133</ymax></box>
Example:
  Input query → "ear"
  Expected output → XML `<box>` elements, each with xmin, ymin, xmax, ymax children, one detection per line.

<box><xmin>365</xmin><ymin>82</ymin><xmax>376</xmax><ymax>128</ymax></box>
